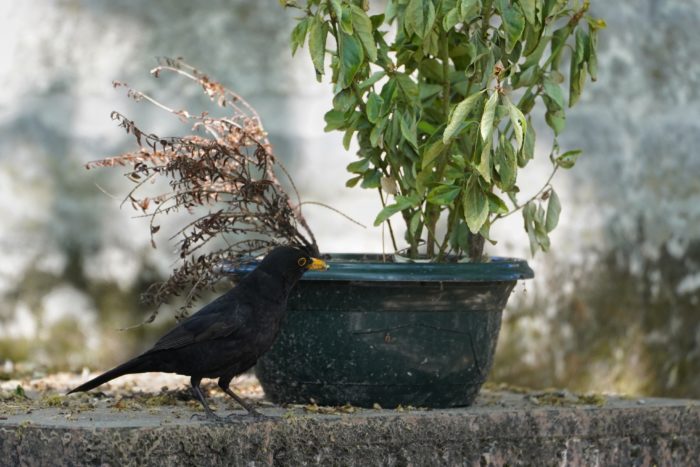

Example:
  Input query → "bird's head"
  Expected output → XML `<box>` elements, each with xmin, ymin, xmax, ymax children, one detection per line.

<box><xmin>258</xmin><ymin>246</ymin><xmax>328</xmax><ymax>285</ymax></box>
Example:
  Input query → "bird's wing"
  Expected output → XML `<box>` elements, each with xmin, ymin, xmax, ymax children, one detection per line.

<box><xmin>147</xmin><ymin>292</ymin><xmax>251</xmax><ymax>352</ymax></box>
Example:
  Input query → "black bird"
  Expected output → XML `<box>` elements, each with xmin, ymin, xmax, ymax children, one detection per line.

<box><xmin>67</xmin><ymin>246</ymin><xmax>327</xmax><ymax>420</ymax></box>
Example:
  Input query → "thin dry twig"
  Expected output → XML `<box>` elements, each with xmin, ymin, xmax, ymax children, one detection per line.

<box><xmin>89</xmin><ymin>58</ymin><xmax>319</xmax><ymax>317</ymax></box>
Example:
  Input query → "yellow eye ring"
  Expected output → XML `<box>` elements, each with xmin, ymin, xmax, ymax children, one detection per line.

<box><xmin>297</xmin><ymin>257</ymin><xmax>307</xmax><ymax>267</ymax></box>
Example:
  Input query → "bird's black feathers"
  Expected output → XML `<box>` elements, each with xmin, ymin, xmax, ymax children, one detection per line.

<box><xmin>67</xmin><ymin>246</ymin><xmax>325</xmax><ymax>419</ymax></box>
<box><xmin>148</xmin><ymin>291</ymin><xmax>249</xmax><ymax>352</ymax></box>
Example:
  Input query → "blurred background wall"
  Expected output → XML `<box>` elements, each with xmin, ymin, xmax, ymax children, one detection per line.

<box><xmin>1</xmin><ymin>1</ymin><xmax>698</xmax><ymax>398</ymax></box>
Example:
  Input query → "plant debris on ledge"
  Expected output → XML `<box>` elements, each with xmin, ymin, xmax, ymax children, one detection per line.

<box><xmin>2</xmin><ymin>372</ymin><xmax>694</xmax><ymax>425</ymax></box>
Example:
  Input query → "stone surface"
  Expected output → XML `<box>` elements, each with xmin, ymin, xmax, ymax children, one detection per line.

<box><xmin>0</xmin><ymin>390</ymin><xmax>698</xmax><ymax>466</ymax></box>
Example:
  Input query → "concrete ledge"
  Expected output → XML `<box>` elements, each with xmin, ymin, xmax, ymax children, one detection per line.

<box><xmin>1</xmin><ymin>388</ymin><xmax>698</xmax><ymax>466</ymax></box>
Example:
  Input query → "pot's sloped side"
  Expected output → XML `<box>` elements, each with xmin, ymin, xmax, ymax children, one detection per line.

<box><xmin>256</xmin><ymin>279</ymin><xmax>515</xmax><ymax>408</ymax></box>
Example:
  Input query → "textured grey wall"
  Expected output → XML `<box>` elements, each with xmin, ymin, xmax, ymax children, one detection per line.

<box><xmin>491</xmin><ymin>1</ymin><xmax>700</xmax><ymax>398</ymax></box>
<box><xmin>0</xmin><ymin>1</ymin><xmax>698</xmax><ymax>398</ymax></box>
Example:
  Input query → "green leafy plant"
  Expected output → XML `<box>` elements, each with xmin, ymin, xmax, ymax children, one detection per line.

<box><xmin>283</xmin><ymin>0</ymin><xmax>604</xmax><ymax>260</ymax></box>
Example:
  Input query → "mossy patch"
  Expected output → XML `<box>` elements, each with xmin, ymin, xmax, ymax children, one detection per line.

<box><xmin>41</xmin><ymin>394</ymin><xmax>64</xmax><ymax>408</ymax></box>
<box><xmin>528</xmin><ymin>390</ymin><xmax>607</xmax><ymax>407</ymax></box>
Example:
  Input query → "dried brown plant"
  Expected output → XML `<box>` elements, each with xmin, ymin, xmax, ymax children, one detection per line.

<box><xmin>87</xmin><ymin>58</ymin><xmax>318</xmax><ymax>320</ymax></box>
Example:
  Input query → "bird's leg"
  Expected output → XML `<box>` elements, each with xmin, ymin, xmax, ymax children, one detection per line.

<box><xmin>218</xmin><ymin>377</ymin><xmax>267</xmax><ymax>419</ymax></box>
<box><xmin>189</xmin><ymin>376</ymin><xmax>222</xmax><ymax>421</ymax></box>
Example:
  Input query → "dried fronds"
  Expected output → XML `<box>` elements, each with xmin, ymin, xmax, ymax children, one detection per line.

<box><xmin>89</xmin><ymin>58</ymin><xmax>318</xmax><ymax>318</ymax></box>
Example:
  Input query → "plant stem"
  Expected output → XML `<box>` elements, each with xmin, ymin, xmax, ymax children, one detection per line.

<box><xmin>424</xmin><ymin>27</ymin><xmax>453</xmax><ymax>258</ymax></box>
<box><xmin>496</xmin><ymin>166</ymin><xmax>559</xmax><ymax>220</ymax></box>
<box><xmin>480</xmin><ymin>0</ymin><xmax>494</xmax><ymax>40</ymax></box>
<box><xmin>378</xmin><ymin>188</ymin><xmax>399</xmax><ymax>252</ymax></box>
<box><xmin>437</xmin><ymin>205</ymin><xmax>457</xmax><ymax>262</ymax></box>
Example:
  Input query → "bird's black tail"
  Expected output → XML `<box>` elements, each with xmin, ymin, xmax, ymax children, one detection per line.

<box><xmin>66</xmin><ymin>355</ymin><xmax>153</xmax><ymax>395</ymax></box>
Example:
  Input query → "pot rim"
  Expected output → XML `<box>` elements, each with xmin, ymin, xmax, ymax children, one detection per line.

<box><xmin>223</xmin><ymin>253</ymin><xmax>534</xmax><ymax>283</ymax></box>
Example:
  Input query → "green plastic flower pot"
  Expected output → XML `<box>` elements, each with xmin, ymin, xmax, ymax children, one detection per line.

<box><xmin>237</xmin><ymin>254</ymin><xmax>533</xmax><ymax>408</ymax></box>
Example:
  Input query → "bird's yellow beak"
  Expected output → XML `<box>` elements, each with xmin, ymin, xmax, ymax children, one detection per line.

<box><xmin>307</xmin><ymin>257</ymin><xmax>329</xmax><ymax>271</ymax></box>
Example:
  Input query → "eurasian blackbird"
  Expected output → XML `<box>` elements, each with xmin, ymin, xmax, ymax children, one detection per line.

<box><xmin>67</xmin><ymin>246</ymin><xmax>327</xmax><ymax>420</ymax></box>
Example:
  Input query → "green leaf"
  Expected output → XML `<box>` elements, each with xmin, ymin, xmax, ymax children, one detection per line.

<box><xmin>545</xmin><ymin>189</ymin><xmax>561</xmax><ymax>232</ymax></box>
<box><xmin>519</xmin><ymin>90</ymin><xmax>536</xmax><ymax>114</ymax></box>
<box><xmin>443</xmin><ymin>90</ymin><xmax>485</xmax><ymax>143</ymax></box>
<box><xmin>290</xmin><ymin>18</ymin><xmax>310</xmax><ymax>55</ymax></box>
<box><xmin>504</xmin><ymin>95</ymin><xmax>527</xmax><ymax>150</ymax></box>
<box><xmin>519</xmin><ymin>0</ymin><xmax>536</xmax><ymax>25</ymax></box>
<box><xmin>370</xmin><ymin>13</ymin><xmax>385</xmax><ymax>29</ymax></box>
<box><xmin>308</xmin><ymin>17</ymin><xmax>328</xmax><ymax>76</ymax></box>
<box><xmin>395</xmin><ymin>73</ymin><xmax>420</xmax><ymax>104</ymax></box>
<box><xmin>550</xmin><ymin>25</ymin><xmax>571</xmax><ymax>70</ymax></box>
<box><xmin>370</xmin><ymin>120</ymin><xmax>384</xmax><ymax>147</ymax></box>
<box><xmin>450</xmin><ymin>153</ymin><xmax>467</xmax><ymax>169</ymax></box>
<box><xmin>366</xmin><ymin>92</ymin><xmax>383</xmax><ymax>123</ymax></box>
<box><xmin>569</xmin><ymin>29</ymin><xmax>588</xmax><ymax>107</ymax></box>
<box><xmin>346</xmin><ymin>158</ymin><xmax>370</xmax><ymax>174</ymax></box>
<box><xmin>427</xmin><ymin>184</ymin><xmax>461</xmax><ymax>205</ymax></box>
<box><xmin>480</xmin><ymin>50</ymin><xmax>496</xmax><ymax>88</ymax></box>
<box><xmin>339</xmin><ymin>4</ymin><xmax>354</xmax><ymax>34</ymax></box>
<box><xmin>555</xmin><ymin>149</ymin><xmax>581</xmax><ymax>169</ymax></box>
<box><xmin>477</xmin><ymin>138</ymin><xmax>492</xmax><ymax>183</ymax></box>
<box><xmin>545</xmin><ymin>109</ymin><xmax>565</xmax><ymax>135</ymax></box>
<box><xmin>419</xmin><ymin>83</ymin><xmax>443</xmax><ymax>101</ymax></box>
<box><xmin>463</xmin><ymin>178</ymin><xmax>489</xmax><ymax>234</ymax></box>
<box><xmin>534</xmin><ymin>204</ymin><xmax>550</xmax><ymax>251</ymax></box>
<box><xmin>543</xmin><ymin>79</ymin><xmax>565</xmax><ymax>110</ymax></box>
<box><xmin>361</xmin><ymin>169</ymin><xmax>381</xmax><ymax>188</ymax></box>
<box><xmin>523</xmin><ymin>202</ymin><xmax>538</xmax><ymax>256</ymax></box>
<box><xmin>574</xmin><ymin>28</ymin><xmax>587</xmax><ymax>66</ymax></box>
<box><xmin>409</xmin><ymin>210</ymin><xmax>422</xmax><ymax>236</ymax></box>
<box><xmin>443</xmin><ymin>161</ymin><xmax>465</xmax><ymax>183</ymax></box>
<box><xmin>443</xmin><ymin>7</ymin><xmax>460</xmax><ymax>31</ymax></box>
<box><xmin>343</xmin><ymin>128</ymin><xmax>354</xmax><ymax>150</ymax></box>
<box><xmin>350</xmin><ymin>5</ymin><xmax>378</xmax><ymax>62</ymax></box>
<box><xmin>480</xmin><ymin>220</ymin><xmax>495</xmax><ymax>245</ymax></box>
<box><xmin>386</xmin><ymin>113</ymin><xmax>400</xmax><ymax>147</ymax></box>
<box><xmin>422</xmin><ymin>140</ymin><xmax>445</xmax><ymax>169</ymax></box>
<box><xmin>329</xmin><ymin>0</ymin><xmax>343</xmax><ymax>24</ymax></box>
<box><xmin>333</xmin><ymin>89</ymin><xmax>357</xmax><ymax>112</ymax></box>
<box><xmin>495</xmin><ymin>103</ymin><xmax>510</xmax><ymax>122</ymax></box>
<box><xmin>385</xmin><ymin>0</ymin><xmax>398</xmax><ymax>22</ymax></box>
<box><xmin>495</xmin><ymin>139</ymin><xmax>516</xmax><ymax>189</ymax></box>
<box><xmin>450</xmin><ymin>220</ymin><xmax>470</xmax><ymax>252</ymax></box>
<box><xmin>522</xmin><ymin>31</ymin><xmax>549</xmax><ymax>67</ymax></box>
<box><xmin>418</xmin><ymin>59</ymin><xmax>444</xmax><ymax>82</ymax></box>
<box><xmin>460</xmin><ymin>0</ymin><xmax>479</xmax><ymax>21</ymax></box>
<box><xmin>480</xmin><ymin>91</ymin><xmax>499</xmax><ymax>141</ymax></box>
<box><xmin>499</xmin><ymin>0</ymin><xmax>525</xmax><ymax>53</ymax></box>
<box><xmin>405</xmin><ymin>0</ymin><xmax>436</xmax><ymax>39</ymax></box>
<box><xmin>373</xmin><ymin>194</ymin><xmax>421</xmax><ymax>226</ymax></box>
<box><xmin>586</xmin><ymin>16</ymin><xmax>607</xmax><ymax>30</ymax></box>
<box><xmin>487</xmin><ymin>192</ymin><xmax>509</xmax><ymax>215</ymax></box>
<box><xmin>359</xmin><ymin>71</ymin><xmax>386</xmax><ymax>89</ymax></box>
<box><xmin>345</xmin><ymin>175</ymin><xmax>361</xmax><ymax>188</ymax></box>
<box><xmin>400</xmin><ymin>112</ymin><xmax>418</xmax><ymax>149</ymax></box>
<box><xmin>324</xmin><ymin>109</ymin><xmax>345</xmax><ymax>131</ymax></box>
<box><xmin>587</xmin><ymin>28</ymin><xmax>598</xmax><ymax>81</ymax></box>
<box><xmin>519</xmin><ymin>118</ymin><xmax>536</xmax><ymax>167</ymax></box>
<box><xmin>513</xmin><ymin>65</ymin><xmax>539</xmax><ymax>88</ymax></box>
<box><xmin>417</xmin><ymin>119</ymin><xmax>438</xmax><ymax>136</ymax></box>
<box><xmin>338</xmin><ymin>32</ymin><xmax>364</xmax><ymax>89</ymax></box>
<box><xmin>568</xmin><ymin>63</ymin><xmax>583</xmax><ymax>108</ymax></box>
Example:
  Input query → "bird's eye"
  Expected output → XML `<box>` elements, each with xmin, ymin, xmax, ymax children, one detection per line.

<box><xmin>297</xmin><ymin>257</ymin><xmax>307</xmax><ymax>267</ymax></box>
